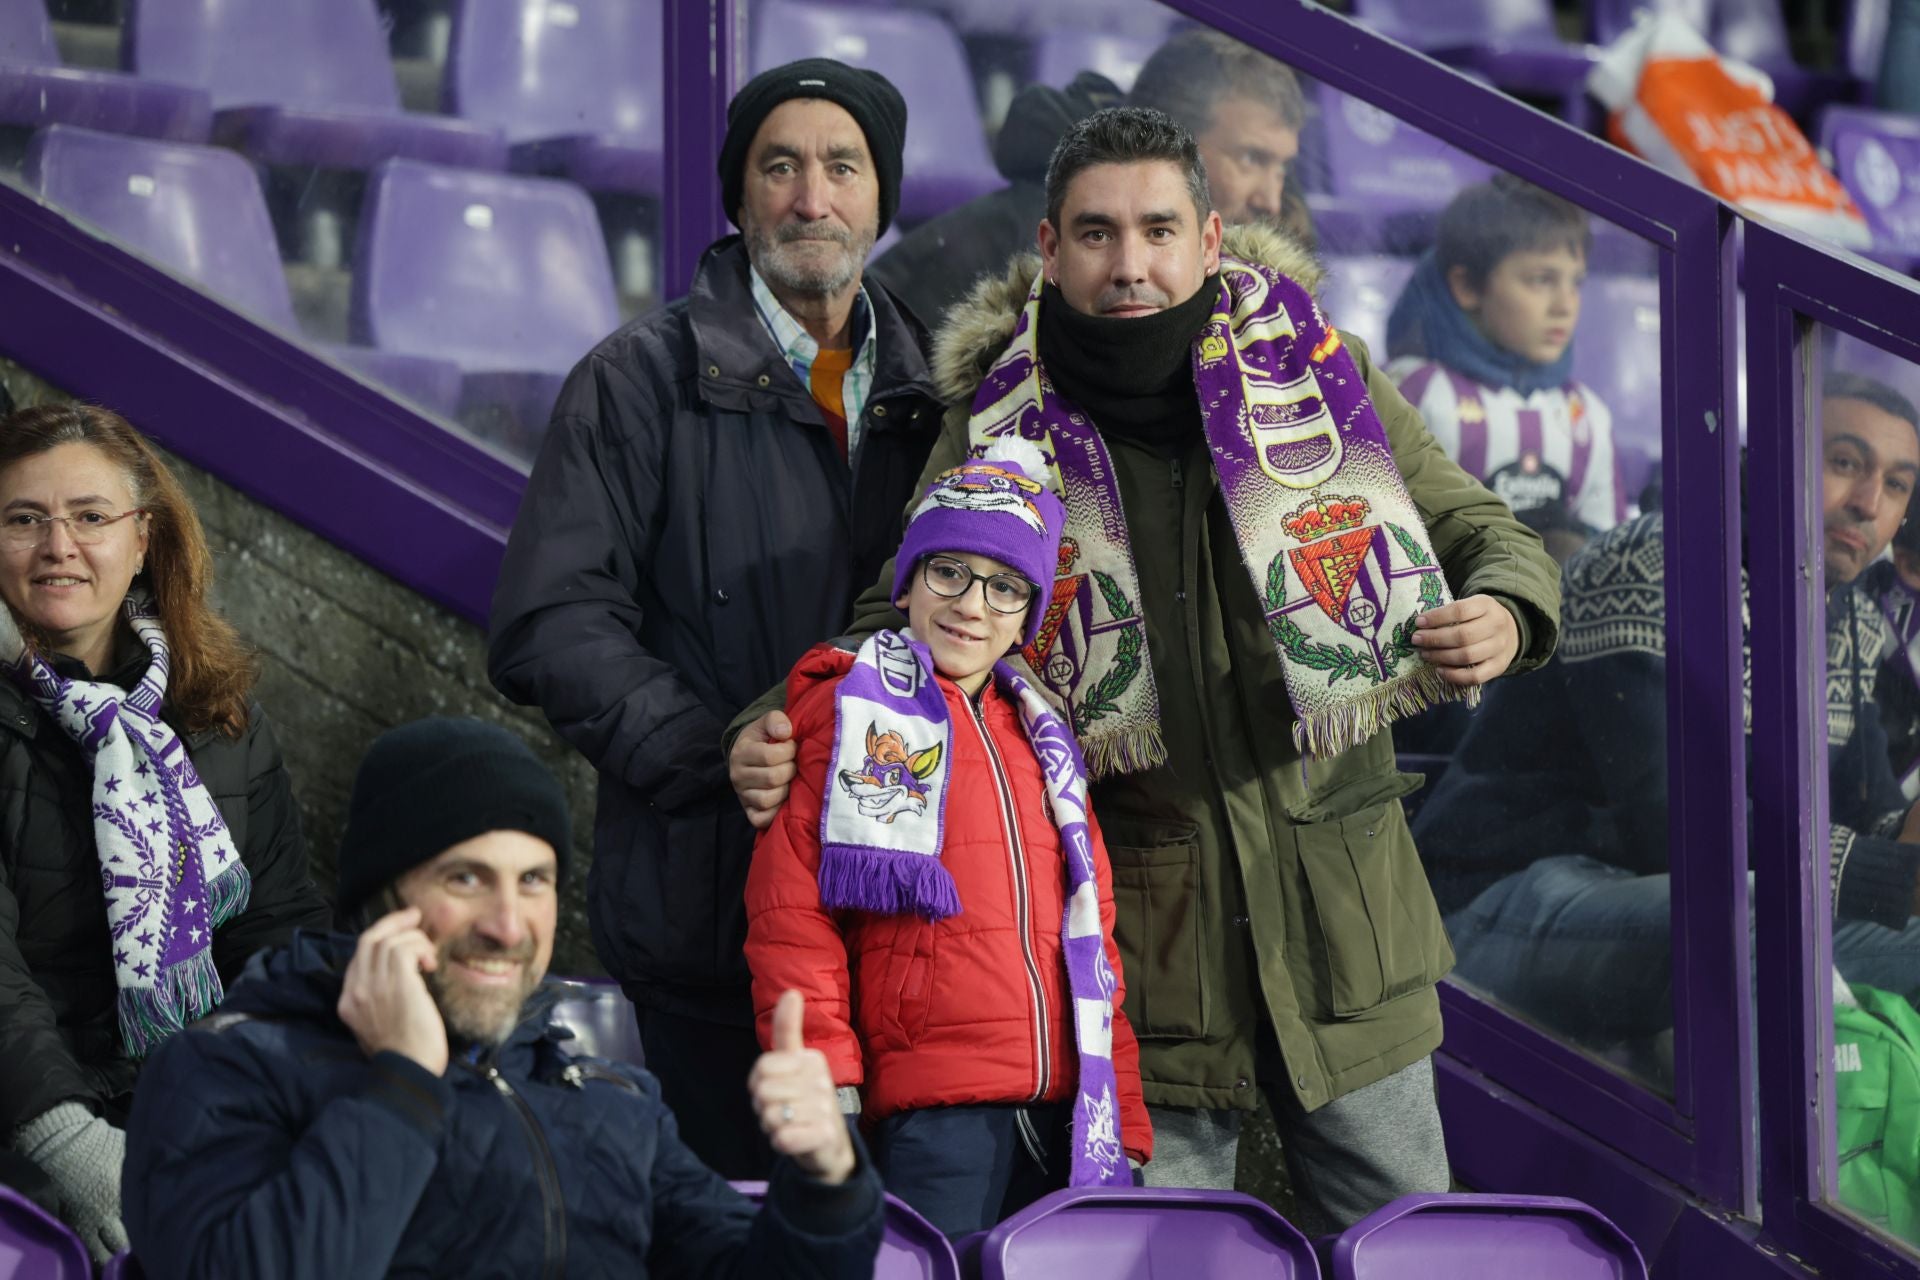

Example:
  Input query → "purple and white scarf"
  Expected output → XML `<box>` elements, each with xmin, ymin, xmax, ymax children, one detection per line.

<box><xmin>1879</xmin><ymin>573</ymin><xmax>1920</xmax><ymax>799</ymax></box>
<box><xmin>969</xmin><ymin>257</ymin><xmax>1476</xmax><ymax>772</ymax></box>
<box><xmin>0</xmin><ymin>591</ymin><xmax>249</xmax><ymax>1057</ymax></box>
<box><xmin>819</xmin><ymin>628</ymin><xmax>1129</xmax><ymax>1188</ymax></box>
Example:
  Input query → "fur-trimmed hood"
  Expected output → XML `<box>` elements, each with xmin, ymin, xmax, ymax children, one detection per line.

<box><xmin>930</xmin><ymin>222</ymin><xmax>1326</xmax><ymax>406</ymax></box>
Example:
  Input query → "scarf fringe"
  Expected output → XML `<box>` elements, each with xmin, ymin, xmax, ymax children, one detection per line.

<box><xmin>1080</xmin><ymin>725</ymin><xmax>1168</xmax><ymax>782</ymax></box>
<box><xmin>1291</xmin><ymin>665</ymin><xmax>1481</xmax><ymax>760</ymax></box>
<box><xmin>206</xmin><ymin>859</ymin><xmax>252</xmax><ymax>928</ymax></box>
<box><xmin>117</xmin><ymin>948</ymin><xmax>223</xmax><ymax>1059</ymax></box>
<box><xmin>819</xmin><ymin>844</ymin><xmax>963</xmax><ymax>921</ymax></box>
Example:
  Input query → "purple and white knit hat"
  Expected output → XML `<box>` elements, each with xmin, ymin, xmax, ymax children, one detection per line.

<box><xmin>891</xmin><ymin>439</ymin><xmax>1067</xmax><ymax>645</ymax></box>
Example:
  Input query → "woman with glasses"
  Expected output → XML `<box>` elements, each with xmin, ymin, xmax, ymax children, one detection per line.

<box><xmin>0</xmin><ymin>404</ymin><xmax>329</xmax><ymax>1263</ymax></box>
<box><xmin>744</xmin><ymin>446</ymin><xmax>1149</xmax><ymax>1237</ymax></box>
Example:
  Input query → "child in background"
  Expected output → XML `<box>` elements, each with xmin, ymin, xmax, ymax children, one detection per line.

<box><xmin>745</xmin><ymin>442</ymin><xmax>1149</xmax><ymax>1237</ymax></box>
<box><xmin>1387</xmin><ymin>174</ymin><xmax>1623</xmax><ymax>564</ymax></box>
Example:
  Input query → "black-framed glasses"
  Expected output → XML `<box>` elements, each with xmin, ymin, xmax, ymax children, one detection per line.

<box><xmin>922</xmin><ymin>555</ymin><xmax>1036</xmax><ymax>614</ymax></box>
<box><xmin>1</xmin><ymin>507</ymin><xmax>146</xmax><ymax>550</ymax></box>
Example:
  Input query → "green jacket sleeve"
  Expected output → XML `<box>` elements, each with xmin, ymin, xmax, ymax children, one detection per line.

<box><xmin>1346</xmin><ymin>332</ymin><xmax>1563</xmax><ymax>675</ymax></box>
<box><xmin>723</xmin><ymin>406</ymin><xmax>973</xmax><ymax>754</ymax></box>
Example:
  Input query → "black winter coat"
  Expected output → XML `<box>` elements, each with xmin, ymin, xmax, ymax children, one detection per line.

<box><xmin>488</xmin><ymin>237</ymin><xmax>942</xmax><ymax>1022</ymax></box>
<box><xmin>0</xmin><ymin>653</ymin><xmax>329</xmax><ymax>1138</ymax></box>
<box><xmin>122</xmin><ymin>932</ymin><xmax>885</xmax><ymax>1280</ymax></box>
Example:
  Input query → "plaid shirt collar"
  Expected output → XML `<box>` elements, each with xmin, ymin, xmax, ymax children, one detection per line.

<box><xmin>750</xmin><ymin>266</ymin><xmax>878</xmax><ymax>455</ymax></box>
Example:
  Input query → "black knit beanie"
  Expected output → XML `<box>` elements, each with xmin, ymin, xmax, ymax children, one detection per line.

<box><xmin>335</xmin><ymin>718</ymin><xmax>572</xmax><ymax>918</ymax></box>
<box><xmin>719</xmin><ymin>57</ymin><xmax>908</xmax><ymax>235</ymax></box>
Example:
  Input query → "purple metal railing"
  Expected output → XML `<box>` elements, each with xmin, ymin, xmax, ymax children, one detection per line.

<box><xmin>1746</xmin><ymin>221</ymin><xmax>1920</xmax><ymax>1280</ymax></box>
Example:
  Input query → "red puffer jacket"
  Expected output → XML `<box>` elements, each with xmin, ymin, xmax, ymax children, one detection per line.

<box><xmin>747</xmin><ymin>644</ymin><xmax>1151</xmax><ymax>1165</ymax></box>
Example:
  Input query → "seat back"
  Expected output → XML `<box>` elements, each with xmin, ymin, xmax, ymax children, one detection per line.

<box><xmin>1569</xmin><ymin>272</ymin><xmax>1662</xmax><ymax>459</ymax></box>
<box><xmin>351</xmin><ymin>158</ymin><xmax>618</xmax><ymax>373</ymax></box>
<box><xmin>1848</xmin><ymin>0</ymin><xmax>1890</xmax><ymax>84</ymax></box>
<box><xmin>1321</xmin><ymin>255</ymin><xmax>1417</xmax><ymax>359</ymax></box>
<box><xmin>1312</xmin><ymin>83</ymin><xmax>1494</xmax><ymax>208</ymax></box>
<box><xmin>0</xmin><ymin>1185</ymin><xmax>90</xmax><ymax>1280</ymax></box>
<box><xmin>125</xmin><ymin>0</ymin><xmax>400</xmax><ymax>113</ymax></box>
<box><xmin>446</xmin><ymin>0</ymin><xmax>663</xmax><ymax>146</ymax></box>
<box><xmin>0</xmin><ymin>0</ymin><xmax>57</xmax><ymax>66</ymax></box>
<box><xmin>1352</xmin><ymin>0</ymin><xmax>1559</xmax><ymax>49</ymax></box>
<box><xmin>1030</xmin><ymin>31</ymin><xmax>1158</xmax><ymax>92</ymax></box>
<box><xmin>24</xmin><ymin>124</ymin><xmax>298</xmax><ymax>329</ymax></box>
<box><xmin>729</xmin><ymin>1182</ymin><xmax>961</xmax><ymax>1279</ymax></box>
<box><xmin>751</xmin><ymin>1</ymin><xmax>1000</xmax><ymax>224</ymax></box>
<box><xmin>1821</xmin><ymin>106</ymin><xmax>1920</xmax><ymax>258</ymax></box>
<box><xmin>1330</xmin><ymin>1193</ymin><xmax>1647</xmax><ymax>1279</ymax></box>
<box><xmin>977</xmin><ymin>1187</ymin><xmax>1320</xmax><ymax>1279</ymax></box>
<box><xmin>549</xmin><ymin>979</ymin><xmax>646</xmax><ymax>1066</ymax></box>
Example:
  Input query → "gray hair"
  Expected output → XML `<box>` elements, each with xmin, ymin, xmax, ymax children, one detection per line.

<box><xmin>1130</xmin><ymin>30</ymin><xmax>1308</xmax><ymax>136</ymax></box>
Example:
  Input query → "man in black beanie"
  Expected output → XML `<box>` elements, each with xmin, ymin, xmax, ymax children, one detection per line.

<box><xmin>121</xmin><ymin>718</ymin><xmax>882</xmax><ymax>1278</ymax></box>
<box><xmin>490</xmin><ymin>56</ymin><xmax>944</xmax><ymax>1179</ymax></box>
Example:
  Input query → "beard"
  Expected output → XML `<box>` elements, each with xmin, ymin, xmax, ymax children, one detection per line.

<box><xmin>425</xmin><ymin>928</ymin><xmax>540</xmax><ymax>1049</ymax></box>
<box><xmin>744</xmin><ymin>213</ymin><xmax>876</xmax><ymax>299</ymax></box>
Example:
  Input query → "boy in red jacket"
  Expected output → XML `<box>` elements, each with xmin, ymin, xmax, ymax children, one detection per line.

<box><xmin>746</xmin><ymin>441</ymin><xmax>1151</xmax><ymax>1236</ymax></box>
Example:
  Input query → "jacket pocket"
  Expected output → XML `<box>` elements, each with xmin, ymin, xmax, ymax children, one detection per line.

<box><xmin>890</xmin><ymin>930</ymin><xmax>936</xmax><ymax>1046</ymax></box>
<box><xmin>1293</xmin><ymin>798</ymin><xmax>1453</xmax><ymax>1017</ymax></box>
<box><xmin>1106</xmin><ymin>822</ymin><xmax>1206</xmax><ymax>1040</ymax></box>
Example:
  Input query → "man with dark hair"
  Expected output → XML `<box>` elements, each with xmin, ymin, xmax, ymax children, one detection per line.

<box><xmin>868</xmin><ymin>31</ymin><xmax>1309</xmax><ymax>329</ymax></box>
<box><xmin>1416</xmin><ymin>376</ymin><xmax>1920</xmax><ymax>1076</ymax></box>
<box><xmin>732</xmin><ymin>106</ymin><xmax>1560</xmax><ymax>1231</ymax></box>
<box><xmin>1854</xmin><ymin>373</ymin><xmax>1920</xmax><ymax>799</ymax></box>
<box><xmin>122</xmin><ymin>718</ymin><xmax>883</xmax><ymax>1278</ymax></box>
<box><xmin>488</xmin><ymin>58</ymin><xmax>944</xmax><ymax>1179</ymax></box>
<box><xmin>1387</xmin><ymin>175</ymin><xmax>1618</xmax><ymax>564</ymax></box>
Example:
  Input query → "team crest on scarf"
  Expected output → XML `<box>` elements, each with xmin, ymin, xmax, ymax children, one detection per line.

<box><xmin>967</xmin><ymin>257</ymin><xmax>1475</xmax><ymax>770</ymax></box>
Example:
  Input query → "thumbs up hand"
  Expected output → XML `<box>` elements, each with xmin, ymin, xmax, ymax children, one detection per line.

<box><xmin>747</xmin><ymin>990</ymin><xmax>856</xmax><ymax>1185</ymax></box>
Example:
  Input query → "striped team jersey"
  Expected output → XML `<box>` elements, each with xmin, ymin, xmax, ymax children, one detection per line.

<box><xmin>1388</xmin><ymin>358</ymin><xmax>1626</xmax><ymax>534</ymax></box>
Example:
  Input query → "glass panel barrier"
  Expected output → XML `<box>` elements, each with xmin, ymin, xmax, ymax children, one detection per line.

<box><xmin>1811</xmin><ymin>326</ymin><xmax>1920</xmax><ymax>1258</ymax></box>
<box><xmin>1</xmin><ymin>0</ymin><xmax>666</xmax><ymax>466</ymax></box>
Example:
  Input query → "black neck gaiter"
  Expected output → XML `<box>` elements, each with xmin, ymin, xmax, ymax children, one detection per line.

<box><xmin>1036</xmin><ymin>274</ymin><xmax>1221</xmax><ymax>456</ymax></box>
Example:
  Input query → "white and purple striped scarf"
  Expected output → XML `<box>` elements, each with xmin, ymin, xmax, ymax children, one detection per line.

<box><xmin>0</xmin><ymin>591</ymin><xmax>249</xmax><ymax>1057</ymax></box>
<box><xmin>819</xmin><ymin>628</ymin><xmax>1129</xmax><ymax>1187</ymax></box>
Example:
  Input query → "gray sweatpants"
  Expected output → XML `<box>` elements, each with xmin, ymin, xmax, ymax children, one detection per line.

<box><xmin>1142</xmin><ymin>1055</ymin><xmax>1450</xmax><ymax>1237</ymax></box>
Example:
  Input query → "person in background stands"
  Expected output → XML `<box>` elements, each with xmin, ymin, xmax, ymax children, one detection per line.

<box><xmin>488</xmin><ymin>58</ymin><xmax>944</xmax><ymax>1179</ymax></box>
<box><xmin>0</xmin><ymin>404</ymin><xmax>329</xmax><ymax>1262</ymax></box>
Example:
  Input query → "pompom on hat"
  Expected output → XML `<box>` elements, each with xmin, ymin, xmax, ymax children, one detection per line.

<box><xmin>892</xmin><ymin>439</ymin><xmax>1067</xmax><ymax>646</ymax></box>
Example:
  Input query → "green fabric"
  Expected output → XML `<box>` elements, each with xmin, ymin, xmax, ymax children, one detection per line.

<box><xmin>1837</xmin><ymin>983</ymin><xmax>1920</xmax><ymax>1242</ymax></box>
<box><xmin>730</xmin><ymin>330</ymin><xmax>1560</xmax><ymax>1112</ymax></box>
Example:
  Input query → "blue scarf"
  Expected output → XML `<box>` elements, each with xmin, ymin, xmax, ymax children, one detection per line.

<box><xmin>1385</xmin><ymin>251</ymin><xmax>1575</xmax><ymax>397</ymax></box>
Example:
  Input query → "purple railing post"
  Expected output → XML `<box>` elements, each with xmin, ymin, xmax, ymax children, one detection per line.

<box><xmin>1745</xmin><ymin>220</ymin><xmax>1920</xmax><ymax>1280</ymax></box>
<box><xmin>661</xmin><ymin>0</ymin><xmax>744</xmax><ymax>300</ymax></box>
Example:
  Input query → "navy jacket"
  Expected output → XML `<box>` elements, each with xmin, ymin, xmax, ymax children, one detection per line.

<box><xmin>122</xmin><ymin>932</ymin><xmax>885</xmax><ymax>1279</ymax></box>
<box><xmin>487</xmin><ymin>236</ymin><xmax>942</xmax><ymax>1023</ymax></box>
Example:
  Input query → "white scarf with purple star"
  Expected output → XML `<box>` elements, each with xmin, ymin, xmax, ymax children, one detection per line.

<box><xmin>0</xmin><ymin>591</ymin><xmax>249</xmax><ymax>1056</ymax></box>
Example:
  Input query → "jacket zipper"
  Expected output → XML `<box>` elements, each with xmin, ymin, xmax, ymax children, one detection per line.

<box><xmin>475</xmin><ymin>1062</ymin><xmax>567</xmax><ymax>1280</ymax></box>
<box><xmin>962</xmin><ymin>694</ymin><xmax>1051</xmax><ymax>1102</ymax></box>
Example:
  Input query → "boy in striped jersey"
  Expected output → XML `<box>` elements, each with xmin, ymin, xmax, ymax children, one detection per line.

<box><xmin>1386</xmin><ymin>175</ymin><xmax>1622</xmax><ymax>564</ymax></box>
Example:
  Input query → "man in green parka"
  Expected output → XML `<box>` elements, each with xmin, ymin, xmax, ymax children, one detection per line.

<box><xmin>727</xmin><ymin>107</ymin><xmax>1561</xmax><ymax>1233</ymax></box>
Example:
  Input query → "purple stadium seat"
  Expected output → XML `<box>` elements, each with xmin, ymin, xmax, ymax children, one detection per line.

<box><xmin>124</xmin><ymin>0</ymin><xmax>506</xmax><ymax>171</ymax></box>
<box><xmin>24</xmin><ymin>125</ymin><xmax>464</xmax><ymax>416</ymax></box>
<box><xmin>550</xmin><ymin>978</ymin><xmax>645</xmax><ymax>1066</ymax></box>
<box><xmin>1848</xmin><ymin>0</ymin><xmax>1889</xmax><ymax>86</ymax></box>
<box><xmin>1587</xmin><ymin>0</ymin><xmax>1854</xmax><ymax>117</ymax></box>
<box><xmin>1304</xmin><ymin>83</ymin><xmax>1494</xmax><ymax>254</ymax></box>
<box><xmin>931</xmin><ymin>0</ymin><xmax>1176</xmax><ymax>41</ymax></box>
<box><xmin>1570</xmin><ymin>272</ymin><xmax>1662</xmax><ymax>459</ymax></box>
<box><xmin>729</xmin><ymin>1181</ymin><xmax>960</xmax><ymax>1279</ymax></box>
<box><xmin>0</xmin><ymin>0</ymin><xmax>209</xmax><ymax>141</ymax></box>
<box><xmin>1330</xmin><ymin>1193</ymin><xmax>1647</xmax><ymax>1278</ymax></box>
<box><xmin>1349</xmin><ymin>0</ymin><xmax>1598</xmax><ymax>126</ymax></box>
<box><xmin>0</xmin><ymin>1184</ymin><xmax>90</xmax><ymax>1280</ymax></box>
<box><xmin>1819</xmin><ymin>106</ymin><xmax>1920</xmax><ymax>274</ymax></box>
<box><xmin>351</xmin><ymin>159</ymin><xmax>619</xmax><ymax>453</ymax></box>
<box><xmin>975</xmin><ymin>1187</ymin><xmax>1320</xmax><ymax>1279</ymax></box>
<box><xmin>750</xmin><ymin>1</ymin><xmax>1004</xmax><ymax>225</ymax></box>
<box><xmin>1320</xmin><ymin>255</ymin><xmax>1416</xmax><ymax>359</ymax></box>
<box><xmin>1031</xmin><ymin>32</ymin><xmax>1159</xmax><ymax>93</ymax></box>
<box><xmin>445</xmin><ymin>0</ymin><xmax>664</xmax><ymax>195</ymax></box>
